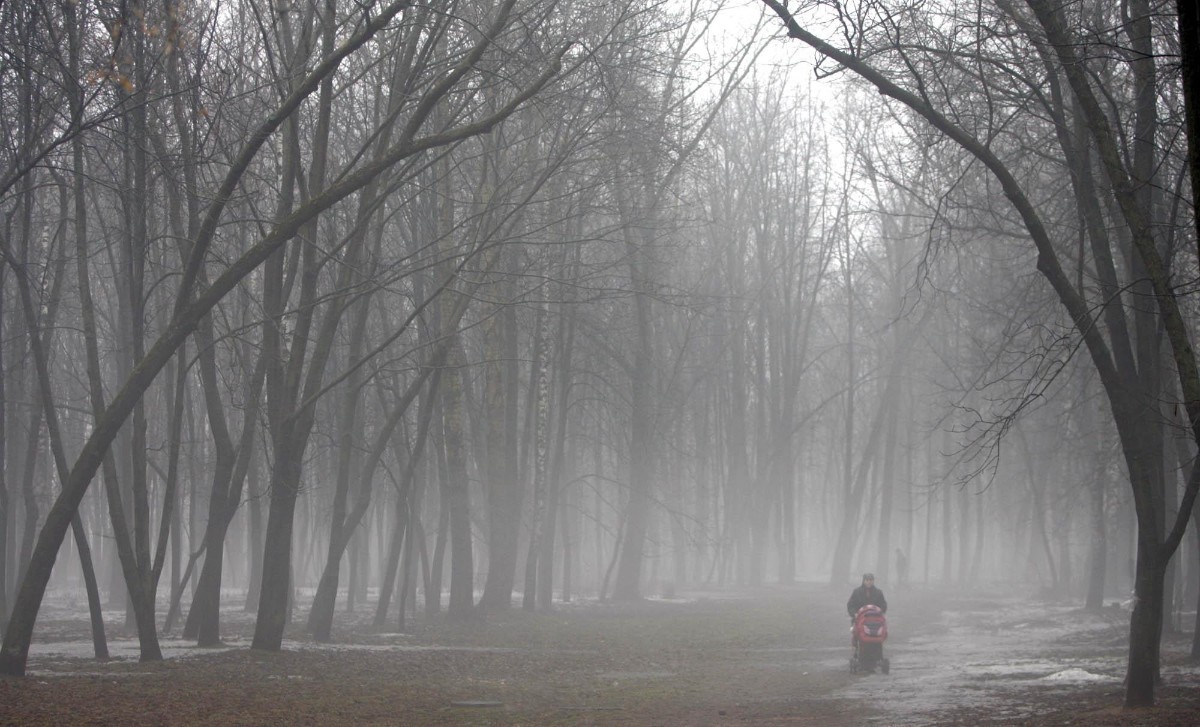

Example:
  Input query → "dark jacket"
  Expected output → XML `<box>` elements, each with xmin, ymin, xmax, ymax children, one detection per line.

<box><xmin>847</xmin><ymin>584</ymin><xmax>887</xmax><ymax>616</ymax></box>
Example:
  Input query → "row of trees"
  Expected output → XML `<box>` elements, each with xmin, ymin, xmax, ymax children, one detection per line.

<box><xmin>761</xmin><ymin>0</ymin><xmax>1200</xmax><ymax>707</ymax></box>
<box><xmin>0</xmin><ymin>0</ymin><xmax>1195</xmax><ymax>709</ymax></box>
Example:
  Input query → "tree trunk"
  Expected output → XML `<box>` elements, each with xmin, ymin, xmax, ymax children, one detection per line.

<box><xmin>874</xmin><ymin>374</ymin><xmax>900</xmax><ymax>584</ymax></box>
<box><xmin>308</xmin><ymin>307</ymin><xmax>372</xmax><ymax>638</ymax></box>
<box><xmin>478</xmin><ymin>285</ymin><xmax>522</xmax><ymax>612</ymax></box>
<box><xmin>251</xmin><ymin>431</ymin><xmax>305</xmax><ymax>650</ymax></box>
<box><xmin>184</xmin><ymin>315</ymin><xmax>268</xmax><ymax>643</ymax></box>
<box><xmin>428</xmin><ymin>431</ymin><xmax>449</xmax><ymax>617</ymax></box>
<box><xmin>245</xmin><ymin>451</ymin><xmax>264</xmax><ymax>613</ymax></box>
<box><xmin>830</xmin><ymin>231</ymin><xmax>858</xmax><ymax>586</ymax></box>
<box><xmin>523</xmin><ymin>305</ymin><xmax>551</xmax><ymax>610</ymax></box>
<box><xmin>1127</xmin><ymin>542</ymin><xmax>1166</xmax><ymax>705</ymax></box>
<box><xmin>0</xmin><ymin>274</ymin><xmax>7</xmax><ymax>628</ymax></box>
<box><xmin>1191</xmin><ymin>498</ymin><xmax>1200</xmax><ymax>660</ymax></box>
<box><xmin>441</xmin><ymin>336</ymin><xmax>475</xmax><ymax>621</ymax></box>
<box><xmin>540</xmin><ymin>291</ymin><xmax>576</xmax><ymax>608</ymax></box>
<box><xmin>831</xmin><ymin>364</ymin><xmax>901</xmax><ymax>585</ymax></box>
<box><xmin>375</xmin><ymin>488</ymin><xmax>408</xmax><ymax>630</ymax></box>
<box><xmin>613</xmin><ymin>283</ymin><xmax>653</xmax><ymax>600</ymax></box>
<box><xmin>21</xmin><ymin>163</ymin><xmax>113</xmax><ymax>661</ymax></box>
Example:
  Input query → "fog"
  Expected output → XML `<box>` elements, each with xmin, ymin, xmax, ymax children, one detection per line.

<box><xmin>0</xmin><ymin>0</ymin><xmax>1195</xmax><ymax>711</ymax></box>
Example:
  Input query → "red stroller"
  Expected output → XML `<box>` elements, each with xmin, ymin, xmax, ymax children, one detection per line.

<box><xmin>850</xmin><ymin>604</ymin><xmax>889</xmax><ymax>674</ymax></box>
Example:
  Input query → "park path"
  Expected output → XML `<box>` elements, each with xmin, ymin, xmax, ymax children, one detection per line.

<box><xmin>7</xmin><ymin>582</ymin><xmax>1198</xmax><ymax>725</ymax></box>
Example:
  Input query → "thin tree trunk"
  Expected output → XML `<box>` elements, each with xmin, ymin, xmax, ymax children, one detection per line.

<box><xmin>874</xmin><ymin>372</ymin><xmax>900</xmax><ymax>583</ymax></box>
<box><xmin>375</xmin><ymin>487</ymin><xmax>408</xmax><ymax>629</ymax></box>
<box><xmin>1085</xmin><ymin>462</ymin><xmax>1109</xmax><ymax>610</ymax></box>
<box><xmin>428</xmin><ymin>432</ymin><xmax>449</xmax><ymax>617</ymax></box>
<box><xmin>539</xmin><ymin>286</ymin><xmax>576</xmax><ymax>608</ymax></box>
<box><xmin>245</xmin><ymin>449</ymin><xmax>264</xmax><ymax>614</ymax></box>
<box><xmin>524</xmin><ymin>305</ymin><xmax>551</xmax><ymax>610</ymax></box>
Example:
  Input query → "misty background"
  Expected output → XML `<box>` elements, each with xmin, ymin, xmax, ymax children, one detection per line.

<box><xmin>0</xmin><ymin>0</ymin><xmax>1194</xmax><ymax>707</ymax></box>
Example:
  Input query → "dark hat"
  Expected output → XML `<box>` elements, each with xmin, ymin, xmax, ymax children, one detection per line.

<box><xmin>863</xmin><ymin>573</ymin><xmax>875</xmax><ymax>580</ymax></box>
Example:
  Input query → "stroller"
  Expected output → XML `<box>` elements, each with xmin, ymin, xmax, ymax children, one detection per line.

<box><xmin>850</xmin><ymin>604</ymin><xmax>889</xmax><ymax>674</ymax></box>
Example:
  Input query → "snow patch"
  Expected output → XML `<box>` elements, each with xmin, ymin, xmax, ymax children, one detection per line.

<box><xmin>967</xmin><ymin>660</ymin><xmax>1065</xmax><ymax>677</ymax></box>
<box><xmin>284</xmin><ymin>640</ymin><xmax>517</xmax><ymax>654</ymax></box>
<box><xmin>837</xmin><ymin>593</ymin><xmax>1141</xmax><ymax>724</ymax></box>
<box><xmin>1039</xmin><ymin>667</ymin><xmax>1118</xmax><ymax>683</ymax></box>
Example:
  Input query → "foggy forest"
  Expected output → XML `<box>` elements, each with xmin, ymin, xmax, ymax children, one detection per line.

<box><xmin>1</xmin><ymin>0</ymin><xmax>1199</xmax><ymax>721</ymax></box>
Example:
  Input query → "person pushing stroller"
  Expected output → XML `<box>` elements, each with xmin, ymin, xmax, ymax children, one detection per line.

<box><xmin>847</xmin><ymin>573</ymin><xmax>887</xmax><ymax>617</ymax></box>
<box><xmin>846</xmin><ymin>573</ymin><xmax>890</xmax><ymax>674</ymax></box>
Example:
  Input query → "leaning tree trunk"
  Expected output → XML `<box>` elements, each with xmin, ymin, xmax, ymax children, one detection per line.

<box><xmin>21</xmin><ymin>157</ymin><xmax>113</xmax><ymax>662</ymax></box>
<box><xmin>311</xmin><ymin>363</ymin><xmax>439</xmax><ymax>640</ymax></box>
<box><xmin>15</xmin><ymin>233</ymin><xmax>111</xmax><ymax>661</ymax></box>
<box><xmin>373</xmin><ymin>357</ymin><xmax>442</xmax><ymax>627</ymax></box>
<box><xmin>373</xmin><ymin>369</ymin><xmax>441</xmax><ymax>631</ymax></box>
<box><xmin>306</xmin><ymin>36</ymin><xmax>425</xmax><ymax>636</ymax></box>
<box><xmin>59</xmin><ymin>25</ymin><xmax>109</xmax><ymax>652</ymax></box>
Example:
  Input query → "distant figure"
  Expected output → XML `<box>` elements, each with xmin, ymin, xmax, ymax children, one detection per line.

<box><xmin>847</xmin><ymin>573</ymin><xmax>887</xmax><ymax>617</ymax></box>
<box><xmin>895</xmin><ymin>548</ymin><xmax>909</xmax><ymax>587</ymax></box>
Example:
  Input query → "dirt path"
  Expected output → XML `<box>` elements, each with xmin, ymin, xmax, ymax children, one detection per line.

<box><xmin>1</xmin><ymin>584</ymin><xmax>1198</xmax><ymax>725</ymax></box>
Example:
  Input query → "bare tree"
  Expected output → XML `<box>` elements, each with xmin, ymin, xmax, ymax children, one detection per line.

<box><xmin>0</xmin><ymin>0</ymin><xmax>568</xmax><ymax>674</ymax></box>
<box><xmin>762</xmin><ymin>0</ymin><xmax>1199</xmax><ymax>706</ymax></box>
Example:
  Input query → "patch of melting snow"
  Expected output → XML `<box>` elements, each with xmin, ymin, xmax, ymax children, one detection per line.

<box><xmin>284</xmin><ymin>640</ymin><xmax>517</xmax><ymax>654</ymax></box>
<box><xmin>967</xmin><ymin>659</ymin><xmax>1071</xmax><ymax>677</ymax></box>
<box><xmin>27</xmin><ymin>638</ymin><xmax>239</xmax><ymax>662</ymax></box>
<box><xmin>31</xmin><ymin>670</ymin><xmax>160</xmax><ymax>678</ymax></box>
<box><xmin>23</xmin><ymin>638</ymin><xmax>242</xmax><ymax>677</ymax></box>
<box><xmin>1039</xmin><ymin>667</ymin><xmax>1118</xmax><ymax>683</ymax></box>
<box><xmin>961</xmin><ymin>659</ymin><xmax>1122</xmax><ymax>683</ymax></box>
<box><xmin>23</xmin><ymin>635</ymin><xmax>518</xmax><ymax>674</ymax></box>
<box><xmin>835</xmin><ymin>595</ymin><xmax>1145</xmax><ymax>724</ymax></box>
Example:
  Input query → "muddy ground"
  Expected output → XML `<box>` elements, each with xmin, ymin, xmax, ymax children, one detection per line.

<box><xmin>1</xmin><ymin>583</ymin><xmax>1198</xmax><ymax>725</ymax></box>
